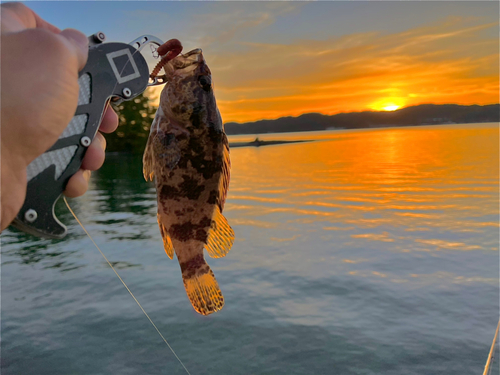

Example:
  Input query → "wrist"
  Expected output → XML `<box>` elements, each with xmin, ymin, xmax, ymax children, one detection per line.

<box><xmin>1</xmin><ymin>142</ymin><xmax>28</xmax><ymax>231</ymax></box>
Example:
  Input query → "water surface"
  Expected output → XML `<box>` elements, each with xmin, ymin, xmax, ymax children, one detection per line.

<box><xmin>2</xmin><ymin>123</ymin><xmax>499</xmax><ymax>374</ymax></box>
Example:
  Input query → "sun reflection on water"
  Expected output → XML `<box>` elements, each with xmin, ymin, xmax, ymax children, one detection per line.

<box><xmin>226</xmin><ymin>124</ymin><xmax>499</xmax><ymax>284</ymax></box>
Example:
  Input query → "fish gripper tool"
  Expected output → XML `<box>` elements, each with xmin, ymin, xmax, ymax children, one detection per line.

<box><xmin>11</xmin><ymin>33</ymin><xmax>166</xmax><ymax>239</ymax></box>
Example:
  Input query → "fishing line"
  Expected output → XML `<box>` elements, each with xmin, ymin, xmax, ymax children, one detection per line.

<box><xmin>63</xmin><ymin>197</ymin><xmax>192</xmax><ymax>375</ymax></box>
<box><xmin>63</xmin><ymin>38</ymin><xmax>191</xmax><ymax>373</ymax></box>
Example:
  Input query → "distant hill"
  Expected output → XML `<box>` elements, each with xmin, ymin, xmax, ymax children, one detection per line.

<box><xmin>224</xmin><ymin>104</ymin><xmax>500</xmax><ymax>135</ymax></box>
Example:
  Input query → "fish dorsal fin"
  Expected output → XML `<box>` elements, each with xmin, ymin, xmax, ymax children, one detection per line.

<box><xmin>217</xmin><ymin>134</ymin><xmax>231</xmax><ymax>211</ymax></box>
<box><xmin>205</xmin><ymin>207</ymin><xmax>234</xmax><ymax>259</ymax></box>
<box><xmin>143</xmin><ymin>135</ymin><xmax>155</xmax><ymax>181</ymax></box>
<box><xmin>157</xmin><ymin>214</ymin><xmax>174</xmax><ymax>259</ymax></box>
<box><xmin>143</xmin><ymin>110</ymin><xmax>164</xmax><ymax>182</ymax></box>
<box><xmin>144</xmin><ymin>107</ymin><xmax>180</xmax><ymax>181</ymax></box>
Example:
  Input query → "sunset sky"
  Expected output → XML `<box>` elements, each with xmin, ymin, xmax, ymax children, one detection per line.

<box><xmin>28</xmin><ymin>1</ymin><xmax>499</xmax><ymax>123</ymax></box>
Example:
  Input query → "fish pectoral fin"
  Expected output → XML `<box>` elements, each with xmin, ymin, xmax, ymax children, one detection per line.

<box><xmin>205</xmin><ymin>207</ymin><xmax>234</xmax><ymax>259</ymax></box>
<box><xmin>157</xmin><ymin>214</ymin><xmax>174</xmax><ymax>259</ymax></box>
<box><xmin>143</xmin><ymin>136</ymin><xmax>155</xmax><ymax>181</ymax></box>
<box><xmin>150</xmin><ymin>131</ymin><xmax>182</xmax><ymax>171</ymax></box>
<box><xmin>182</xmin><ymin>261</ymin><xmax>224</xmax><ymax>315</ymax></box>
<box><xmin>158</xmin><ymin>140</ymin><xmax>181</xmax><ymax>171</ymax></box>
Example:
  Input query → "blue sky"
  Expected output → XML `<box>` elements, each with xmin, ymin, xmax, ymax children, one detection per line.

<box><xmin>25</xmin><ymin>1</ymin><xmax>498</xmax><ymax>46</ymax></box>
<box><xmin>17</xmin><ymin>1</ymin><xmax>500</xmax><ymax>122</ymax></box>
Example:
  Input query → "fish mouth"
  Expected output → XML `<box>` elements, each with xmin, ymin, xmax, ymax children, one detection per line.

<box><xmin>163</xmin><ymin>48</ymin><xmax>205</xmax><ymax>79</ymax></box>
<box><xmin>183</xmin><ymin>48</ymin><xmax>203</xmax><ymax>57</ymax></box>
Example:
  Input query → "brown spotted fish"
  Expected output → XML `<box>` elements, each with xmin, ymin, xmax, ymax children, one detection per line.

<box><xmin>143</xmin><ymin>49</ymin><xmax>233</xmax><ymax>315</ymax></box>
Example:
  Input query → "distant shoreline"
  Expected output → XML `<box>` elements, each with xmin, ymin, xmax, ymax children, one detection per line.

<box><xmin>224</xmin><ymin>104</ymin><xmax>499</xmax><ymax>136</ymax></box>
<box><xmin>229</xmin><ymin>138</ymin><xmax>312</xmax><ymax>148</ymax></box>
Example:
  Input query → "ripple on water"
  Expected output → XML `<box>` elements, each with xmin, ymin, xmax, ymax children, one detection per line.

<box><xmin>1</xmin><ymin>124</ymin><xmax>498</xmax><ymax>375</ymax></box>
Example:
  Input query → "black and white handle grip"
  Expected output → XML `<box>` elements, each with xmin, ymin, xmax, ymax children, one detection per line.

<box><xmin>11</xmin><ymin>38</ymin><xmax>150</xmax><ymax>239</ymax></box>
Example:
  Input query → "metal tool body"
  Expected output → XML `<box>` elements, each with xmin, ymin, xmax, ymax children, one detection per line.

<box><xmin>11</xmin><ymin>33</ymin><xmax>165</xmax><ymax>239</ymax></box>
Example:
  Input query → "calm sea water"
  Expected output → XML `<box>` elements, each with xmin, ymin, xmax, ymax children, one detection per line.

<box><xmin>1</xmin><ymin>123</ymin><xmax>499</xmax><ymax>375</ymax></box>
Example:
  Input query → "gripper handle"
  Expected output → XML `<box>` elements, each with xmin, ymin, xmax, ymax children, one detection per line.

<box><xmin>11</xmin><ymin>41</ymin><xmax>150</xmax><ymax>238</ymax></box>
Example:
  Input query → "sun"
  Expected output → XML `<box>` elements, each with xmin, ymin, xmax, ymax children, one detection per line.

<box><xmin>370</xmin><ymin>97</ymin><xmax>406</xmax><ymax>112</ymax></box>
<box><xmin>382</xmin><ymin>104</ymin><xmax>400</xmax><ymax>111</ymax></box>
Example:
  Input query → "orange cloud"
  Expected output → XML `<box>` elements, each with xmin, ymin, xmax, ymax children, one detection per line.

<box><xmin>209</xmin><ymin>16</ymin><xmax>499</xmax><ymax>123</ymax></box>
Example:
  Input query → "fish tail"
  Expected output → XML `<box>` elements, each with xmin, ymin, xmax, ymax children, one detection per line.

<box><xmin>180</xmin><ymin>254</ymin><xmax>224</xmax><ymax>315</ymax></box>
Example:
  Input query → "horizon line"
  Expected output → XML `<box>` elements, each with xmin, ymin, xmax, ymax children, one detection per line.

<box><xmin>223</xmin><ymin>102</ymin><xmax>500</xmax><ymax>125</ymax></box>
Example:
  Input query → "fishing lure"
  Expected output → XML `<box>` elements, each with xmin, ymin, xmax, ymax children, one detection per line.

<box><xmin>150</xmin><ymin>38</ymin><xmax>183</xmax><ymax>79</ymax></box>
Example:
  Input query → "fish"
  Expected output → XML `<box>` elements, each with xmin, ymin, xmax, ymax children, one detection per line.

<box><xmin>143</xmin><ymin>48</ymin><xmax>234</xmax><ymax>316</ymax></box>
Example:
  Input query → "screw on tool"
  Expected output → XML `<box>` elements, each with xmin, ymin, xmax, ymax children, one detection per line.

<box><xmin>122</xmin><ymin>88</ymin><xmax>132</xmax><ymax>98</ymax></box>
<box><xmin>88</xmin><ymin>32</ymin><xmax>106</xmax><ymax>47</ymax></box>
<box><xmin>80</xmin><ymin>136</ymin><xmax>92</xmax><ymax>147</ymax></box>
<box><xmin>25</xmin><ymin>209</ymin><xmax>37</xmax><ymax>223</ymax></box>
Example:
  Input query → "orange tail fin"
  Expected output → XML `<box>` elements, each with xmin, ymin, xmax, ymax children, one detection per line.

<box><xmin>180</xmin><ymin>255</ymin><xmax>224</xmax><ymax>315</ymax></box>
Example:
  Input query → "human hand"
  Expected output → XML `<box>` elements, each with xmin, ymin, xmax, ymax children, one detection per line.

<box><xmin>0</xmin><ymin>3</ymin><xmax>119</xmax><ymax>230</ymax></box>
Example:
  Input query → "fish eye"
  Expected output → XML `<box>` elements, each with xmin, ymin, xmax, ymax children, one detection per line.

<box><xmin>198</xmin><ymin>75</ymin><xmax>212</xmax><ymax>92</ymax></box>
<box><xmin>198</xmin><ymin>76</ymin><xmax>208</xmax><ymax>86</ymax></box>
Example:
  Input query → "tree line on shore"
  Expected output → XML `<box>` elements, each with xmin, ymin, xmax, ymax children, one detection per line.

<box><xmin>107</xmin><ymin>93</ymin><xmax>157</xmax><ymax>154</ymax></box>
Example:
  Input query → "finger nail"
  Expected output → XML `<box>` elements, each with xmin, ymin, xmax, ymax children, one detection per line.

<box><xmin>97</xmin><ymin>133</ymin><xmax>106</xmax><ymax>151</ymax></box>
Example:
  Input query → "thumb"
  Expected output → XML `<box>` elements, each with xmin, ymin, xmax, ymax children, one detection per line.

<box><xmin>59</xmin><ymin>28</ymin><xmax>88</xmax><ymax>71</ymax></box>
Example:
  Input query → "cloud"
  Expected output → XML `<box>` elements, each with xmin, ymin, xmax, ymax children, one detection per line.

<box><xmin>189</xmin><ymin>2</ymin><xmax>304</xmax><ymax>47</ymax></box>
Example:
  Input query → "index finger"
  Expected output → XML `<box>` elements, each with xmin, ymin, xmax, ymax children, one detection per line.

<box><xmin>1</xmin><ymin>3</ymin><xmax>60</xmax><ymax>33</ymax></box>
